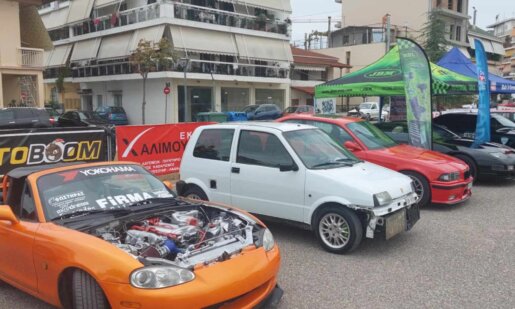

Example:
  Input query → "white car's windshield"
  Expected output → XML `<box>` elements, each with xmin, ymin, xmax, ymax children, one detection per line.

<box><xmin>37</xmin><ymin>164</ymin><xmax>174</xmax><ymax>221</ymax></box>
<box><xmin>283</xmin><ymin>129</ymin><xmax>360</xmax><ymax>169</ymax></box>
<box><xmin>359</xmin><ymin>103</ymin><xmax>372</xmax><ymax>109</ymax></box>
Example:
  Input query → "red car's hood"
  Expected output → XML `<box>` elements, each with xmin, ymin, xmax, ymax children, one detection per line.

<box><xmin>376</xmin><ymin>144</ymin><xmax>467</xmax><ymax>169</ymax></box>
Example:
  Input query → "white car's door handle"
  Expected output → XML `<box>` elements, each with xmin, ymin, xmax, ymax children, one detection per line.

<box><xmin>231</xmin><ymin>167</ymin><xmax>240</xmax><ymax>174</ymax></box>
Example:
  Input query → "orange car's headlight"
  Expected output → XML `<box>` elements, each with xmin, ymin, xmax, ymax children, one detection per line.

<box><xmin>130</xmin><ymin>266</ymin><xmax>195</xmax><ymax>289</ymax></box>
<box><xmin>263</xmin><ymin>229</ymin><xmax>275</xmax><ymax>252</ymax></box>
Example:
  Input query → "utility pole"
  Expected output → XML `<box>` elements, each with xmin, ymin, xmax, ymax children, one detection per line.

<box><xmin>327</xmin><ymin>16</ymin><xmax>332</xmax><ymax>48</ymax></box>
<box><xmin>385</xmin><ymin>14</ymin><xmax>391</xmax><ymax>53</ymax></box>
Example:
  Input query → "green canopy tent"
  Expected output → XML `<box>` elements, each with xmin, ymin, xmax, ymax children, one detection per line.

<box><xmin>315</xmin><ymin>46</ymin><xmax>478</xmax><ymax>99</ymax></box>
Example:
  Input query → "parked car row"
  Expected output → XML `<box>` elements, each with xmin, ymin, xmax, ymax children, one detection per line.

<box><xmin>0</xmin><ymin>106</ymin><xmax>129</xmax><ymax>130</ymax></box>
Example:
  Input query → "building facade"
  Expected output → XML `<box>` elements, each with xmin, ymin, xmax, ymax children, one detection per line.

<box><xmin>40</xmin><ymin>0</ymin><xmax>293</xmax><ymax>124</ymax></box>
<box><xmin>290</xmin><ymin>46</ymin><xmax>348</xmax><ymax>107</ymax></box>
<box><xmin>488</xmin><ymin>17</ymin><xmax>515</xmax><ymax>81</ymax></box>
<box><xmin>1</xmin><ymin>0</ymin><xmax>51</xmax><ymax>107</ymax></box>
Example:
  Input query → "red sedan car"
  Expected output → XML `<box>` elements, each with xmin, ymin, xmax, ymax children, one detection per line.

<box><xmin>278</xmin><ymin>115</ymin><xmax>473</xmax><ymax>206</ymax></box>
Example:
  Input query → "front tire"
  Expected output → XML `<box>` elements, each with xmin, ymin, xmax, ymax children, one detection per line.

<box><xmin>183</xmin><ymin>186</ymin><xmax>208</xmax><ymax>201</ymax></box>
<box><xmin>72</xmin><ymin>270</ymin><xmax>109</xmax><ymax>309</ymax></box>
<box><xmin>454</xmin><ymin>154</ymin><xmax>478</xmax><ymax>181</ymax></box>
<box><xmin>314</xmin><ymin>206</ymin><xmax>363</xmax><ymax>254</ymax></box>
<box><xmin>401</xmin><ymin>171</ymin><xmax>431</xmax><ymax>207</ymax></box>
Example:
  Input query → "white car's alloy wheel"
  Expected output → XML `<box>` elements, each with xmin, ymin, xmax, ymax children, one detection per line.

<box><xmin>318</xmin><ymin>213</ymin><xmax>351</xmax><ymax>249</ymax></box>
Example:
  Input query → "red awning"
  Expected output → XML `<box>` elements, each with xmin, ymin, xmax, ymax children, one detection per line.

<box><xmin>292</xmin><ymin>86</ymin><xmax>315</xmax><ymax>95</ymax></box>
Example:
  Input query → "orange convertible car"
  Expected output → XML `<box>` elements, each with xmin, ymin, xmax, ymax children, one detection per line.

<box><xmin>0</xmin><ymin>162</ymin><xmax>282</xmax><ymax>309</ymax></box>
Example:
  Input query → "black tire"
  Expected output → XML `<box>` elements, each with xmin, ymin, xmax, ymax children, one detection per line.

<box><xmin>183</xmin><ymin>186</ymin><xmax>208</xmax><ymax>201</ymax></box>
<box><xmin>314</xmin><ymin>205</ymin><xmax>363</xmax><ymax>254</ymax></box>
<box><xmin>72</xmin><ymin>270</ymin><xmax>109</xmax><ymax>309</ymax></box>
<box><xmin>454</xmin><ymin>154</ymin><xmax>478</xmax><ymax>181</ymax></box>
<box><xmin>401</xmin><ymin>171</ymin><xmax>431</xmax><ymax>207</ymax></box>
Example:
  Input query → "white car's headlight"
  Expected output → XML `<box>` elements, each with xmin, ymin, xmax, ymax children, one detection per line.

<box><xmin>130</xmin><ymin>266</ymin><xmax>195</xmax><ymax>289</ymax></box>
<box><xmin>263</xmin><ymin>228</ymin><xmax>275</xmax><ymax>251</ymax></box>
<box><xmin>373</xmin><ymin>191</ymin><xmax>392</xmax><ymax>207</ymax></box>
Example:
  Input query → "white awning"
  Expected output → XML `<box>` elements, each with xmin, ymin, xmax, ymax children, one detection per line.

<box><xmin>458</xmin><ymin>47</ymin><xmax>471</xmax><ymax>59</ymax></box>
<box><xmin>492</xmin><ymin>41</ymin><xmax>506</xmax><ymax>55</ymax></box>
<box><xmin>170</xmin><ymin>26</ymin><xmax>237</xmax><ymax>56</ymax></box>
<box><xmin>235</xmin><ymin>34</ymin><xmax>292</xmax><ymax>62</ymax></box>
<box><xmin>45</xmin><ymin>44</ymin><xmax>73</xmax><ymax>67</ymax></box>
<box><xmin>66</xmin><ymin>0</ymin><xmax>95</xmax><ymax>24</ymax></box>
<box><xmin>40</xmin><ymin>7</ymin><xmax>70</xmax><ymax>30</ymax></box>
<box><xmin>94</xmin><ymin>0</ymin><xmax>120</xmax><ymax>8</ymax></box>
<box><xmin>70</xmin><ymin>38</ymin><xmax>101</xmax><ymax>61</ymax></box>
<box><xmin>98</xmin><ymin>32</ymin><xmax>134</xmax><ymax>59</ymax></box>
<box><xmin>469</xmin><ymin>36</ymin><xmax>495</xmax><ymax>54</ymax></box>
<box><xmin>130</xmin><ymin>25</ymin><xmax>165</xmax><ymax>52</ymax></box>
<box><xmin>294</xmin><ymin>65</ymin><xmax>326</xmax><ymax>72</ymax></box>
<box><xmin>219</xmin><ymin>0</ymin><xmax>292</xmax><ymax>12</ymax></box>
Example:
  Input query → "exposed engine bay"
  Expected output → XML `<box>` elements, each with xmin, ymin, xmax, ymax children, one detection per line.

<box><xmin>89</xmin><ymin>205</ymin><xmax>263</xmax><ymax>269</ymax></box>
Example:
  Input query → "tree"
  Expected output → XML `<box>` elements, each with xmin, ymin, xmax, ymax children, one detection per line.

<box><xmin>420</xmin><ymin>10</ymin><xmax>450</xmax><ymax>62</ymax></box>
<box><xmin>129</xmin><ymin>38</ymin><xmax>175</xmax><ymax>124</ymax></box>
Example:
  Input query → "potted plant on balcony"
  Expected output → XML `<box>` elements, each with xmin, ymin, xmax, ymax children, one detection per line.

<box><xmin>256</xmin><ymin>13</ymin><xmax>267</xmax><ymax>30</ymax></box>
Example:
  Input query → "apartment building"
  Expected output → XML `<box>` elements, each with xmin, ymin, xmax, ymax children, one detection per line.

<box><xmin>0</xmin><ymin>0</ymin><xmax>51</xmax><ymax>107</ymax></box>
<box><xmin>290</xmin><ymin>46</ymin><xmax>348</xmax><ymax>106</ymax></box>
<box><xmin>39</xmin><ymin>0</ymin><xmax>293</xmax><ymax>124</ymax></box>
<box><xmin>488</xmin><ymin>17</ymin><xmax>515</xmax><ymax>81</ymax></box>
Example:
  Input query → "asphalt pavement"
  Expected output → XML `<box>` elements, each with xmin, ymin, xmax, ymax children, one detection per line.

<box><xmin>1</xmin><ymin>179</ymin><xmax>514</xmax><ymax>309</ymax></box>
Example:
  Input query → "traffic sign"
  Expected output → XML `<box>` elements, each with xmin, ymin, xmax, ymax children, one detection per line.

<box><xmin>163</xmin><ymin>86</ymin><xmax>170</xmax><ymax>95</ymax></box>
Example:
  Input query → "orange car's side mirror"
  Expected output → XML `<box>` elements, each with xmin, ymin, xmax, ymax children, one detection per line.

<box><xmin>0</xmin><ymin>205</ymin><xmax>19</xmax><ymax>225</ymax></box>
<box><xmin>344</xmin><ymin>141</ymin><xmax>362</xmax><ymax>152</ymax></box>
<box><xmin>163</xmin><ymin>180</ymin><xmax>174</xmax><ymax>191</ymax></box>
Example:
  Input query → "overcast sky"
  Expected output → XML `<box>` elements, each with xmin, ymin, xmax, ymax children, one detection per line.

<box><xmin>291</xmin><ymin>0</ymin><xmax>515</xmax><ymax>44</ymax></box>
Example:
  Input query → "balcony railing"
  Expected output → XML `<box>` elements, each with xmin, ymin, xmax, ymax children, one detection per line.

<box><xmin>173</xmin><ymin>3</ymin><xmax>289</xmax><ymax>36</ymax></box>
<box><xmin>66</xmin><ymin>59</ymin><xmax>289</xmax><ymax>79</ymax></box>
<box><xmin>72</xmin><ymin>3</ymin><xmax>161</xmax><ymax>36</ymax></box>
<box><xmin>18</xmin><ymin>47</ymin><xmax>44</xmax><ymax>68</ymax></box>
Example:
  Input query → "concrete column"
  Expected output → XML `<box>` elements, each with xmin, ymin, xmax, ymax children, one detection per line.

<box><xmin>36</xmin><ymin>72</ymin><xmax>44</xmax><ymax>107</ymax></box>
<box><xmin>249</xmin><ymin>84</ymin><xmax>255</xmax><ymax>105</ymax></box>
<box><xmin>213</xmin><ymin>83</ymin><xmax>221</xmax><ymax>112</ymax></box>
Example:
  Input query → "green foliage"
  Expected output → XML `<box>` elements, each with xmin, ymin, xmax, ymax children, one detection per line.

<box><xmin>55</xmin><ymin>67</ymin><xmax>70</xmax><ymax>93</ymax></box>
<box><xmin>129</xmin><ymin>38</ymin><xmax>176</xmax><ymax>124</ymax></box>
<box><xmin>420</xmin><ymin>10</ymin><xmax>450</xmax><ymax>62</ymax></box>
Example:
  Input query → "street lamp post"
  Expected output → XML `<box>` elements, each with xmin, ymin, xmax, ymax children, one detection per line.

<box><xmin>179</xmin><ymin>58</ymin><xmax>190</xmax><ymax>122</ymax></box>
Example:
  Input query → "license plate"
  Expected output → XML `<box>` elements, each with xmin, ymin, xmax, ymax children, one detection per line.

<box><xmin>385</xmin><ymin>209</ymin><xmax>407</xmax><ymax>240</ymax></box>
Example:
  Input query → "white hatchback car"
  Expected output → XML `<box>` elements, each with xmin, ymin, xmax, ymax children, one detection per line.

<box><xmin>179</xmin><ymin>122</ymin><xmax>419</xmax><ymax>253</ymax></box>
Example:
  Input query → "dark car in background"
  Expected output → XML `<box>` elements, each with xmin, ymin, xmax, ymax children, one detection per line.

<box><xmin>492</xmin><ymin>109</ymin><xmax>515</xmax><ymax>123</ymax></box>
<box><xmin>242</xmin><ymin>104</ymin><xmax>283</xmax><ymax>120</ymax></box>
<box><xmin>58</xmin><ymin>110</ymin><xmax>110</xmax><ymax>128</ymax></box>
<box><xmin>0</xmin><ymin>107</ymin><xmax>54</xmax><ymax>129</ymax></box>
<box><xmin>95</xmin><ymin>106</ymin><xmax>128</xmax><ymax>125</ymax></box>
<box><xmin>376</xmin><ymin>121</ymin><xmax>515</xmax><ymax>180</ymax></box>
<box><xmin>434</xmin><ymin>113</ymin><xmax>515</xmax><ymax>148</ymax></box>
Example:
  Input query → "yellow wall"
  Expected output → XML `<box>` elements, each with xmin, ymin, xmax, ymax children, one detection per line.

<box><xmin>0</xmin><ymin>0</ymin><xmax>22</xmax><ymax>67</ymax></box>
<box><xmin>44</xmin><ymin>82</ymin><xmax>81</xmax><ymax>109</ymax></box>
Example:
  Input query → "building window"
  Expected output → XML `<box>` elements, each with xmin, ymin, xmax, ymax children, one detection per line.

<box><xmin>221</xmin><ymin>87</ymin><xmax>249</xmax><ymax>111</ymax></box>
<box><xmin>113</xmin><ymin>93</ymin><xmax>122</xmax><ymax>107</ymax></box>
<box><xmin>456</xmin><ymin>25</ymin><xmax>462</xmax><ymax>41</ymax></box>
<box><xmin>97</xmin><ymin>95</ymin><xmax>103</xmax><ymax>109</ymax></box>
<box><xmin>255</xmin><ymin>89</ymin><xmax>285</xmax><ymax>109</ymax></box>
<box><xmin>300</xmin><ymin>70</ymin><xmax>309</xmax><ymax>81</ymax></box>
<box><xmin>346</xmin><ymin>51</ymin><xmax>351</xmax><ymax>66</ymax></box>
<box><xmin>457</xmin><ymin>0</ymin><xmax>463</xmax><ymax>12</ymax></box>
<box><xmin>178</xmin><ymin>86</ymin><xmax>213</xmax><ymax>122</ymax></box>
<box><xmin>342</xmin><ymin>35</ymin><xmax>349</xmax><ymax>45</ymax></box>
<box><xmin>449</xmin><ymin>25</ymin><xmax>455</xmax><ymax>40</ymax></box>
<box><xmin>448</xmin><ymin>0</ymin><xmax>453</xmax><ymax>10</ymax></box>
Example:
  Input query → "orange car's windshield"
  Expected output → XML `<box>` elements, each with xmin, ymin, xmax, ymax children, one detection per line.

<box><xmin>37</xmin><ymin>165</ymin><xmax>173</xmax><ymax>221</ymax></box>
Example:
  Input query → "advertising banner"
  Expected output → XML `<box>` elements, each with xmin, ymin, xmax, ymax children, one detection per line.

<box><xmin>116</xmin><ymin>123</ymin><xmax>210</xmax><ymax>175</ymax></box>
<box><xmin>315</xmin><ymin>97</ymin><xmax>337</xmax><ymax>114</ymax></box>
<box><xmin>389</xmin><ymin>96</ymin><xmax>407</xmax><ymax>121</ymax></box>
<box><xmin>397</xmin><ymin>38</ymin><xmax>433</xmax><ymax>150</ymax></box>
<box><xmin>473</xmin><ymin>39</ymin><xmax>491</xmax><ymax>147</ymax></box>
<box><xmin>0</xmin><ymin>128</ymin><xmax>110</xmax><ymax>177</ymax></box>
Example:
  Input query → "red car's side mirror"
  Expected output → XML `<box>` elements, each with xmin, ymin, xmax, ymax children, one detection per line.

<box><xmin>344</xmin><ymin>141</ymin><xmax>362</xmax><ymax>152</ymax></box>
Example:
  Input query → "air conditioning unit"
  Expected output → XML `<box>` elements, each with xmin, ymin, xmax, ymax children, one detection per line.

<box><xmin>335</xmin><ymin>21</ymin><xmax>342</xmax><ymax>29</ymax></box>
<box><xmin>335</xmin><ymin>0</ymin><xmax>342</xmax><ymax>3</ymax></box>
